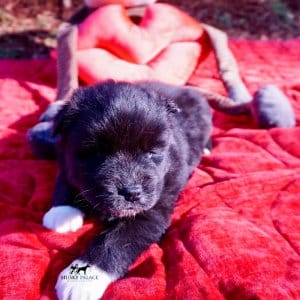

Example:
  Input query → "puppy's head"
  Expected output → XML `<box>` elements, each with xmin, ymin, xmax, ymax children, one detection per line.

<box><xmin>54</xmin><ymin>81</ymin><xmax>177</xmax><ymax>218</ymax></box>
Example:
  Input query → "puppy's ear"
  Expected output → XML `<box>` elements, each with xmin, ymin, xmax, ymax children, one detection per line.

<box><xmin>166</xmin><ymin>99</ymin><xmax>181</xmax><ymax>114</ymax></box>
<box><xmin>52</xmin><ymin>103</ymin><xmax>69</xmax><ymax>137</ymax></box>
<box><xmin>138</xmin><ymin>82</ymin><xmax>181</xmax><ymax>113</ymax></box>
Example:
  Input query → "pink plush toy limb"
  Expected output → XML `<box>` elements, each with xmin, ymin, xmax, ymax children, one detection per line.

<box><xmin>76</xmin><ymin>3</ymin><xmax>206</xmax><ymax>70</ymax></box>
<box><xmin>202</xmin><ymin>24</ymin><xmax>295</xmax><ymax>127</ymax></box>
<box><xmin>77</xmin><ymin>42</ymin><xmax>202</xmax><ymax>85</ymax></box>
<box><xmin>56</xmin><ymin>22</ymin><xmax>79</xmax><ymax>101</ymax></box>
<box><xmin>203</xmin><ymin>24</ymin><xmax>252</xmax><ymax>103</ymax></box>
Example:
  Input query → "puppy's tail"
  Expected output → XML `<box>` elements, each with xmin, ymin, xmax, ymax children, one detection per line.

<box><xmin>188</xmin><ymin>86</ymin><xmax>251</xmax><ymax>116</ymax></box>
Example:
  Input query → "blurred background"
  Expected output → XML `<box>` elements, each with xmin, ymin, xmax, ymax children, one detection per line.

<box><xmin>0</xmin><ymin>0</ymin><xmax>299</xmax><ymax>59</ymax></box>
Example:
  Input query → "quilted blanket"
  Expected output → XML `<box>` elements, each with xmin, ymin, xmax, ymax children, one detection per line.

<box><xmin>0</xmin><ymin>40</ymin><xmax>300</xmax><ymax>299</ymax></box>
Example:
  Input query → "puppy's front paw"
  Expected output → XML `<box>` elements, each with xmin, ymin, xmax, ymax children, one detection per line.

<box><xmin>55</xmin><ymin>259</ymin><xmax>116</xmax><ymax>300</ymax></box>
<box><xmin>43</xmin><ymin>206</ymin><xmax>84</xmax><ymax>233</ymax></box>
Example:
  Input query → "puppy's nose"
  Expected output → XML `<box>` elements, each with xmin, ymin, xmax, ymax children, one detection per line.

<box><xmin>119</xmin><ymin>185</ymin><xmax>142</xmax><ymax>202</ymax></box>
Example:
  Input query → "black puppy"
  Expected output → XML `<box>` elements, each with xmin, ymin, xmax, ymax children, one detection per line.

<box><xmin>43</xmin><ymin>81</ymin><xmax>212</xmax><ymax>299</ymax></box>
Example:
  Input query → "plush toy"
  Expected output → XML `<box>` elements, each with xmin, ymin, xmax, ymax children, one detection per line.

<box><xmin>27</xmin><ymin>0</ymin><xmax>295</xmax><ymax>159</ymax></box>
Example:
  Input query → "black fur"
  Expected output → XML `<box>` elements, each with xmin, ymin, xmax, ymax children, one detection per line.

<box><xmin>52</xmin><ymin>80</ymin><xmax>212</xmax><ymax>278</ymax></box>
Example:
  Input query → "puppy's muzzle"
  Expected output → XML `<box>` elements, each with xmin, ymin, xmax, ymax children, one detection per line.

<box><xmin>118</xmin><ymin>185</ymin><xmax>142</xmax><ymax>202</ymax></box>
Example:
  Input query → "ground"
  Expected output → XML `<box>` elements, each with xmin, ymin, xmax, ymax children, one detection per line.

<box><xmin>0</xmin><ymin>0</ymin><xmax>299</xmax><ymax>59</ymax></box>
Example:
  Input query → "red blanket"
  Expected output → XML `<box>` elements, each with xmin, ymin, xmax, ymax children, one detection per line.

<box><xmin>0</xmin><ymin>40</ymin><xmax>300</xmax><ymax>299</ymax></box>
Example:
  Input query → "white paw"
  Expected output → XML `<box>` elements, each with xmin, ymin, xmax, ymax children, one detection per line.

<box><xmin>55</xmin><ymin>259</ymin><xmax>116</xmax><ymax>300</ymax></box>
<box><xmin>43</xmin><ymin>206</ymin><xmax>84</xmax><ymax>233</ymax></box>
